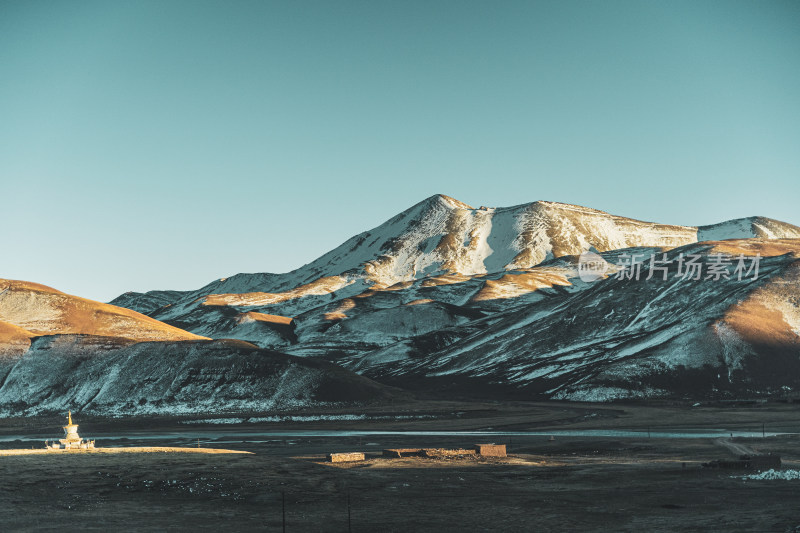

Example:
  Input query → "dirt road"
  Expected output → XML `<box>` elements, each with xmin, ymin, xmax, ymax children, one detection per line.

<box><xmin>715</xmin><ymin>438</ymin><xmax>757</xmax><ymax>457</ymax></box>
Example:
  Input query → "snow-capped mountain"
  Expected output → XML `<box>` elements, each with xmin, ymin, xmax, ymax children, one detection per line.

<box><xmin>119</xmin><ymin>195</ymin><xmax>800</xmax><ymax>316</ymax></box>
<box><xmin>25</xmin><ymin>194</ymin><xmax>800</xmax><ymax>404</ymax></box>
<box><xmin>113</xmin><ymin>194</ymin><xmax>709</xmax><ymax>317</ymax></box>
<box><xmin>110</xmin><ymin>195</ymin><xmax>800</xmax><ymax>362</ymax></box>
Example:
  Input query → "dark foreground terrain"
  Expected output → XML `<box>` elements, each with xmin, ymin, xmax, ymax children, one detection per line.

<box><xmin>2</xmin><ymin>401</ymin><xmax>800</xmax><ymax>532</ymax></box>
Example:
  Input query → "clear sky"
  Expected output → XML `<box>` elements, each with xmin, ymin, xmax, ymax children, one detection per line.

<box><xmin>1</xmin><ymin>0</ymin><xmax>798</xmax><ymax>302</ymax></box>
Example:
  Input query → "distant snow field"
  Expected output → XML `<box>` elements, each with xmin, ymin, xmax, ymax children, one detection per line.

<box><xmin>738</xmin><ymin>469</ymin><xmax>800</xmax><ymax>481</ymax></box>
<box><xmin>181</xmin><ymin>414</ymin><xmax>437</xmax><ymax>424</ymax></box>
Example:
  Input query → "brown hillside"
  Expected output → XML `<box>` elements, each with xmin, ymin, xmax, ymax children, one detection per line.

<box><xmin>0</xmin><ymin>279</ymin><xmax>207</xmax><ymax>342</ymax></box>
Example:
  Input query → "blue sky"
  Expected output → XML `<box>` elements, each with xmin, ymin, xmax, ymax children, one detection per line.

<box><xmin>1</xmin><ymin>0</ymin><xmax>798</xmax><ymax>302</ymax></box>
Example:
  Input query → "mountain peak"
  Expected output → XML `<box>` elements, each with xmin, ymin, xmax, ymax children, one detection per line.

<box><xmin>425</xmin><ymin>194</ymin><xmax>474</xmax><ymax>210</ymax></box>
<box><xmin>698</xmin><ymin>216</ymin><xmax>800</xmax><ymax>241</ymax></box>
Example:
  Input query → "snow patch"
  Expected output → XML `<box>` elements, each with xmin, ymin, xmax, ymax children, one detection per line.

<box><xmin>738</xmin><ymin>469</ymin><xmax>800</xmax><ymax>481</ymax></box>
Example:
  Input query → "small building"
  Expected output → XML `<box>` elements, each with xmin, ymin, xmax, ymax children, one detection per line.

<box><xmin>46</xmin><ymin>411</ymin><xmax>95</xmax><ymax>450</ymax></box>
<box><xmin>327</xmin><ymin>452</ymin><xmax>365</xmax><ymax>463</ymax></box>
<box><xmin>702</xmin><ymin>454</ymin><xmax>781</xmax><ymax>471</ymax></box>
<box><xmin>746</xmin><ymin>454</ymin><xmax>782</xmax><ymax>471</ymax></box>
<box><xmin>474</xmin><ymin>444</ymin><xmax>507</xmax><ymax>457</ymax></box>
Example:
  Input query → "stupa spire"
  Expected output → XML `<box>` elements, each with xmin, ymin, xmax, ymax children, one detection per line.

<box><xmin>50</xmin><ymin>411</ymin><xmax>94</xmax><ymax>450</ymax></box>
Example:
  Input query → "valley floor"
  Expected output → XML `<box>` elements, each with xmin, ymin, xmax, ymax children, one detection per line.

<box><xmin>1</xmin><ymin>401</ymin><xmax>800</xmax><ymax>532</ymax></box>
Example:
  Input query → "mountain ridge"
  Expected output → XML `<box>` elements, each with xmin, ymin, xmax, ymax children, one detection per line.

<box><xmin>10</xmin><ymin>194</ymin><xmax>797</xmax><ymax>407</ymax></box>
<box><xmin>112</xmin><ymin>195</ymin><xmax>800</xmax><ymax>321</ymax></box>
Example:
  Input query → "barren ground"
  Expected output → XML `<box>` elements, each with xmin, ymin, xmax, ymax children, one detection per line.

<box><xmin>2</xmin><ymin>401</ymin><xmax>800</xmax><ymax>532</ymax></box>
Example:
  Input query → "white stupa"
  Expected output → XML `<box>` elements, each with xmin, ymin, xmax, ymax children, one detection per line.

<box><xmin>47</xmin><ymin>411</ymin><xmax>95</xmax><ymax>450</ymax></box>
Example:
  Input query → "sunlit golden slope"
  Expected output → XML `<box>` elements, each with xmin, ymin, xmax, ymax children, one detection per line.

<box><xmin>468</xmin><ymin>269</ymin><xmax>572</xmax><ymax>302</ymax></box>
<box><xmin>237</xmin><ymin>311</ymin><xmax>293</xmax><ymax>326</ymax></box>
<box><xmin>706</xmin><ymin>238</ymin><xmax>800</xmax><ymax>258</ymax></box>
<box><xmin>0</xmin><ymin>320</ymin><xmax>35</xmax><ymax>356</ymax></box>
<box><xmin>202</xmin><ymin>275</ymin><xmax>351</xmax><ymax>307</ymax></box>
<box><xmin>0</xmin><ymin>279</ymin><xmax>207</xmax><ymax>342</ymax></box>
<box><xmin>710</xmin><ymin>240</ymin><xmax>800</xmax><ymax>353</ymax></box>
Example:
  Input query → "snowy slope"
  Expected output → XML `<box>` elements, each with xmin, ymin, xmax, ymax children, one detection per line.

<box><xmin>698</xmin><ymin>217</ymin><xmax>800</xmax><ymax>241</ymax></box>
<box><xmin>109</xmin><ymin>289</ymin><xmax>189</xmax><ymax>315</ymax></box>
<box><xmin>0</xmin><ymin>336</ymin><xmax>395</xmax><ymax>416</ymax></box>
<box><xmin>343</xmin><ymin>240</ymin><xmax>800</xmax><ymax>400</ymax></box>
